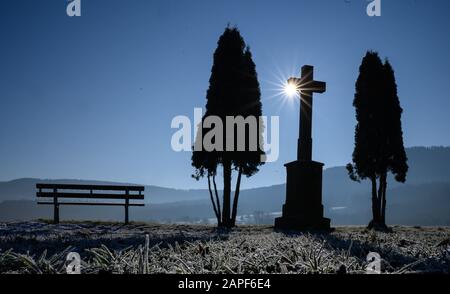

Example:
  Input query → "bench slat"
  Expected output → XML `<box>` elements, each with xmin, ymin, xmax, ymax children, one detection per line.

<box><xmin>36</xmin><ymin>183</ymin><xmax>144</xmax><ymax>192</ymax></box>
<box><xmin>37</xmin><ymin>192</ymin><xmax>144</xmax><ymax>200</ymax></box>
<box><xmin>37</xmin><ymin>202</ymin><xmax>145</xmax><ymax>207</ymax></box>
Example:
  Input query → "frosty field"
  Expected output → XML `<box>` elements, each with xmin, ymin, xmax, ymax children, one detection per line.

<box><xmin>0</xmin><ymin>222</ymin><xmax>449</xmax><ymax>274</ymax></box>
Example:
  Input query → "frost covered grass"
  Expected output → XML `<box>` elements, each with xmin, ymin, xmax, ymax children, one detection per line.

<box><xmin>0</xmin><ymin>222</ymin><xmax>449</xmax><ymax>274</ymax></box>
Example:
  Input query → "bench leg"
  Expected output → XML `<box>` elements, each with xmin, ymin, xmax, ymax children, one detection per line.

<box><xmin>54</xmin><ymin>204</ymin><xmax>60</xmax><ymax>224</ymax></box>
<box><xmin>53</xmin><ymin>190</ymin><xmax>59</xmax><ymax>224</ymax></box>
<box><xmin>125</xmin><ymin>199</ymin><xmax>129</xmax><ymax>225</ymax></box>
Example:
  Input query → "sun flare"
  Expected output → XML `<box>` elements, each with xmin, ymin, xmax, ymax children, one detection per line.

<box><xmin>284</xmin><ymin>81</ymin><xmax>299</xmax><ymax>97</ymax></box>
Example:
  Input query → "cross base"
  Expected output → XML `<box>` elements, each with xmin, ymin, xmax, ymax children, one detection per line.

<box><xmin>274</xmin><ymin>216</ymin><xmax>331</xmax><ymax>231</ymax></box>
<box><xmin>274</xmin><ymin>160</ymin><xmax>332</xmax><ymax>231</ymax></box>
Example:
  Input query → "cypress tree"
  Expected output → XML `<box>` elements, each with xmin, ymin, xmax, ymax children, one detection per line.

<box><xmin>192</xmin><ymin>27</ymin><xmax>264</xmax><ymax>228</ymax></box>
<box><xmin>347</xmin><ymin>51</ymin><xmax>408</xmax><ymax>230</ymax></box>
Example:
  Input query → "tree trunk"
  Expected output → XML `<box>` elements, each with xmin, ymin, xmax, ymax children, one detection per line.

<box><xmin>213</xmin><ymin>175</ymin><xmax>221</xmax><ymax>224</ymax></box>
<box><xmin>207</xmin><ymin>175</ymin><xmax>220</xmax><ymax>225</ymax></box>
<box><xmin>231</xmin><ymin>167</ymin><xmax>243</xmax><ymax>227</ymax></box>
<box><xmin>222</xmin><ymin>159</ymin><xmax>232</xmax><ymax>228</ymax></box>
<box><xmin>381</xmin><ymin>174</ymin><xmax>387</xmax><ymax>225</ymax></box>
<box><xmin>369</xmin><ymin>174</ymin><xmax>389</xmax><ymax>231</ymax></box>
<box><xmin>369</xmin><ymin>177</ymin><xmax>380</xmax><ymax>228</ymax></box>
<box><xmin>377</xmin><ymin>176</ymin><xmax>383</xmax><ymax>221</ymax></box>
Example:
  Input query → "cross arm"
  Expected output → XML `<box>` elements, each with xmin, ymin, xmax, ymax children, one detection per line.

<box><xmin>301</xmin><ymin>80</ymin><xmax>326</xmax><ymax>94</ymax></box>
<box><xmin>287</xmin><ymin>78</ymin><xmax>326</xmax><ymax>94</ymax></box>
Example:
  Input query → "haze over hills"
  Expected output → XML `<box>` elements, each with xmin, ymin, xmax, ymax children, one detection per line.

<box><xmin>0</xmin><ymin>147</ymin><xmax>449</xmax><ymax>225</ymax></box>
<box><xmin>0</xmin><ymin>178</ymin><xmax>208</xmax><ymax>204</ymax></box>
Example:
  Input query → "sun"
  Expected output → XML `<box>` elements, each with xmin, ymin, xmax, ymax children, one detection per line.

<box><xmin>284</xmin><ymin>81</ymin><xmax>299</xmax><ymax>98</ymax></box>
<box><xmin>263</xmin><ymin>62</ymin><xmax>302</xmax><ymax>111</ymax></box>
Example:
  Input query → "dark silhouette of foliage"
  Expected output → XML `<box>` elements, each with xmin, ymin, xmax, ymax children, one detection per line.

<box><xmin>347</xmin><ymin>51</ymin><xmax>408</xmax><ymax>230</ymax></box>
<box><xmin>192</xmin><ymin>27</ymin><xmax>264</xmax><ymax>228</ymax></box>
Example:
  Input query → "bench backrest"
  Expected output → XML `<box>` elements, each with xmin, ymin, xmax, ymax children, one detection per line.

<box><xmin>36</xmin><ymin>184</ymin><xmax>145</xmax><ymax>200</ymax></box>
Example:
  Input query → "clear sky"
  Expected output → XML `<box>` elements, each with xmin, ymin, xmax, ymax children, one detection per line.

<box><xmin>1</xmin><ymin>0</ymin><xmax>449</xmax><ymax>189</ymax></box>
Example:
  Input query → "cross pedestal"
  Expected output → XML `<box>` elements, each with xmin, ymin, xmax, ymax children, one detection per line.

<box><xmin>275</xmin><ymin>65</ymin><xmax>331</xmax><ymax>231</ymax></box>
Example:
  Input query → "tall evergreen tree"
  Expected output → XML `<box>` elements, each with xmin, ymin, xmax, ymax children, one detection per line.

<box><xmin>347</xmin><ymin>51</ymin><xmax>408</xmax><ymax>230</ymax></box>
<box><xmin>192</xmin><ymin>27</ymin><xmax>264</xmax><ymax>228</ymax></box>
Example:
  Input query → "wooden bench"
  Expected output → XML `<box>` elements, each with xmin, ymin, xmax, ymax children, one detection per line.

<box><xmin>36</xmin><ymin>184</ymin><xmax>145</xmax><ymax>224</ymax></box>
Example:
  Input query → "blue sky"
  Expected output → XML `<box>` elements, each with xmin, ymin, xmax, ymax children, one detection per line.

<box><xmin>1</xmin><ymin>0</ymin><xmax>449</xmax><ymax>189</ymax></box>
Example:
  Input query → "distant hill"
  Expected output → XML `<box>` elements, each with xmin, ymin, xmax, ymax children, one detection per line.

<box><xmin>1</xmin><ymin>146</ymin><xmax>450</xmax><ymax>225</ymax></box>
<box><xmin>0</xmin><ymin>178</ymin><xmax>208</xmax><ymax>204</ymax></box>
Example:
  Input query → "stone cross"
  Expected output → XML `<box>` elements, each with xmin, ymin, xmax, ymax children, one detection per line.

<box><xmin>288</xmin><ymin>65</ymin><xmax>326</xmax><ymax>162</ymax></box>
<box><xmin>275</xmin><ymin>65</ymin><xmax>330</xmax><ymax>231</ymax></box>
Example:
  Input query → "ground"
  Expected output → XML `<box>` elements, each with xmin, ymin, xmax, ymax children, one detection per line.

<box><xmin>0</xmin><ymin>221</ymin><xmax>449</xmax><ymax>274</ymax></box>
